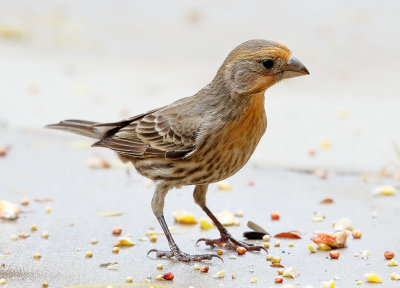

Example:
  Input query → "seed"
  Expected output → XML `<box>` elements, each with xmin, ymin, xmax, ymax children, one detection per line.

<box><xmin>41</xmin><ymin>231</ymin><xmax>49</xmax><ymax>239</ymax></box>
<box><xmin>18</xmin><ymin>232</ymin><xmax>30</xmax><ymax>239</ymax></box>
<box><xmin>236</xmin><ymin>247</ymin><xmax>247</xmax><ymax>255</ymax></box>
<box><xmin>42</xmin><ymin>281</ymin><xmax>49</xmax><ymax>287</ymax></box>
<box><xmin>384</xmin><ymin>251</ymin><xmax>395</xmax><ymax>260</ymax></box>
<box><xmin>217</xmin><ymin>249</ymin><xmax>223</xmax><ymax>255</ymax></box>
<box><xmin>112</xmin><ymin>227</ymin><xmax>122</xmax><ymax>235</ymax></box>
<box><xmin>262</xmin><ymin>235</ymin><xmax>271</xmax><ymax>242</ymax></box>
<box><xmin>33</xmin><ymin>253</ymin><xmax>41</xmax><ymax>259</ymax></box>
<box><xmin>112</xmin><ymin>247</ymin><xmax>119</xmax><ymax>253</ymax></box>
<box><xmin>250</xmin><ymin>277</ymin><xmax>257</xmax><ymax>283</ymax></box>
<box><xmin>113</xmin><ymin>241</ymin><xmax>121</xmax><ymax>247</ymax></box>
<box><xmin>364</xmin><ymin>273</ymin><xmax>382</xmax><ymax>283</ymax></box>
<box><xmin>91</xmin><ymin>238</ymin><xmax>98</xmax><ymax>244</ymax></box>
<box><xmin>387</xmin><ymin>259</ymin><xmax>398</xmax><ymax>266</ymax></box>
<box><xmin>274</xmin><ymin>276</ymin><xmax>283</xmax><ymax>283</ymax></box>
<box><xmin>31</xmin><ymin>225</ymin><xmax>38</xmax><ymax>231</ymax></box>
<box><xmin>277</xmin><ymin>268</ymin><xmax>284</xmax><ymax>275</ymax></box>
<box><xmin>0</xmin><ymin>279</ymin><xmax>6</xmax><ymax>284</ymax></box>
<box><xmin>271</xmin><ymin>256</ymin><xmax>281</xmax><ymax>263</ymax></box>
<box><xmin>318</xmin><ymin>243</ymin><xmax>331</xmax><ymax>251</ymax></box>
<box><xmin>200</xmin><ymin>265</ymin><xmax>209</xmax><ymax>273</ymax></box>
<box><xmin>288</xmin><ymin>243</ymin><xmax>295</xmax><ymax>247</ymax></box>
<box><xmin>329</xmin><ymin>250</ymin><xmax>340</xmax><ymax>259</ymax></box>
<box><xmin>232</xmin><ymin>274</ymin><xmax>237</xmax><ymax>279</ymax></box>
<box><xmin>45</xmin><ymin>206</ymin><xmax>51</xmax><ymax>213</ymax></box>
<box><xmin>274</xmin><ymin>240</ymin><xmax>281</xmax><ymax>247</ymax></box>
<box><xmin>10</xmin><ymin>234</ymin><xmax>18</xmax><ymax>241</ymax></box>
<box><xmin>307</xmin><ymin>244</ymin><xmax>317</xmax><ymax>253</ymax></box>
<box><xmin>21</xmin><ymin>198</ymin><xmax>29</xmax><ymax>205</ymax></box>
<box><xmin>126</xmin><ymin>277</ymin><xmax>133</xmax><ymax>283</ymax></box>
<box><xmin>352</xmin><ymin>229</ymin><xmax>362</xmax><ymax>239</ymax></box>
<box><xmin>193</xmin><ymin>264</ymin><xmax>200</xmax><ymax>270</ymax></box>
<box><xmin>155</xmin><ymin>274</ymin><xmax>164</xmax><ymax>281</ymax></box>
<box><xmin>264</xmin><ymin>243</ymin><xmax>270</xmax><ymax>249</ymax></box>
<box><xmin>85</xmin><ymin>251</ymin><xmax>93</xmax><ymax>258</ymax></box>
<box><xmin>266</xmin><ymin>255</ymin><xmax>273</xmax><ymax>261</ymax></box>
<box><xmin>145</xmin><ymin>229</ymin><xmax>156</xmax><ymax>236</ymax></box>
<box><xmin>150</xmin><ymin>235</ymin><xmax>157</xmax><ymax>242</ymax></box>
<box><xmin>156</xmin><ymin>263</ymin><xmax>163</xmax><ymax>270</ymax></box>
<box><xmin>391</xmin><ymin>273</ymin><xmax>400</xmax><ymax>280</ymax></box>
<box><xmin>163</xmin><ymin>272</ymin><xmax>174</xmax><ymax>280</ymax></box>
<box><xmin>271</xmin><ymin>212</ymin><xmax>280</xmax><ymax>220</ymax></box>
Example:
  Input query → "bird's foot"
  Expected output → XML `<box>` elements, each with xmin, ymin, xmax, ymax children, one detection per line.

<box><xmin>196</xmin><ymin>233</ymin><xmax>267</xmax><ymax>252</ymax></box>
<box><xmin>147</xmin><ymin>248</ymin><xmax>223</xmax><ymax>262</ymax></box>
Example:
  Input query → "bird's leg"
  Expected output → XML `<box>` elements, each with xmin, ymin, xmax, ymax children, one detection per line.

<box><xmin>194</xmin><ymin>184</ymin><xmax>267</xmax><ymax>252</ymax></box>
<box><xmin>147</xmin><ymin>183</ymin><xmax>222</xmax><ymax>262</ymax></box>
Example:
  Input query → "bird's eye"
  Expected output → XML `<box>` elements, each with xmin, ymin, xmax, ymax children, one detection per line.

<box><xmin>262</xmin><ymin>59</ymin><xmax>274</xmax><ymax>69</ymax></box>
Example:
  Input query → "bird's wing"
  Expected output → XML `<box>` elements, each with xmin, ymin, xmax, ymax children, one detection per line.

<box><xmin>93</xmin><ymin>107</ymin><xmax>198</xmax><ymax>159</ymax></box>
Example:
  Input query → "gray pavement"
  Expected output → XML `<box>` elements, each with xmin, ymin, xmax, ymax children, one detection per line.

<box><xmin>1</xmin><ymin>128</ymin><xmax>399</xmax><ymax>287</ymax></box>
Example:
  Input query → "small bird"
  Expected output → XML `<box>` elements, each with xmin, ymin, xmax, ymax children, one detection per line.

<box><xmin>47</xmin><ymin>39</ymin><xmax>309</xmax><ymax>262</ymax></box>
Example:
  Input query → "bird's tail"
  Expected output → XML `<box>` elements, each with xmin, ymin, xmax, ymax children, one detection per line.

<box><xmin>45</xmin><ymin>119</ymin><xmax>114</xmax><ymax>139</ymax></box>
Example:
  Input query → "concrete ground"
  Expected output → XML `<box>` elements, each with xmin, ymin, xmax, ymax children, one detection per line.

<box><xmin>0</xmin><ymin>128</ymin><xmax>399</xmax><ymax>287</ymax></box>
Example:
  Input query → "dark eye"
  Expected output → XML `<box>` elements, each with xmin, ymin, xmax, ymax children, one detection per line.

<box><xmin>262</xmin><ymin>59</ymin><xmax>274</xmax><ymax>69</ymax></box>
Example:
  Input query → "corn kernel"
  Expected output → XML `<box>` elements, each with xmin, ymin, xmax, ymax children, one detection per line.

<box><xmin>217</xmin><ymin>249</ymin><xmax>223</xmax><ymax>255</ymax></box>
<box><xmin>262</xmin><ymin>235</ymin><xmax>270</xmax><ymax>242</ymax></box>
<box><xmin>264</xmin><ymin>243</ymin><xmax>270</xmax><ymax>249</ymax></box>
<box><xmin>274</xmin><ymin>240</ymin><xmax>281</xmax><ymax>247</ymax></box>
<box><xmin>155</xmin><ymin>274</ymin><xmax>164</xmax><ymax>281</ymax></box>
<box><xmin>45</xmin><ymin>206</ymin><xmax>51</xmax><ymax>213</ymax></box>
<box><xmin>85</xmin><ymin>251</ymin><xmax>93</xmax><ymax>258</ymax></box>
<box><xmin>0</xmin><ymin>279</ymin><xmax>6</xmax><ymax>284</ymax></box>
<box><xmin>126</xmin><ymin>277</ymin><xmax>133</xmax><ymax>283</ymax></box>
<box><xmin>42</xmin><ymin>282</ymin><xmax>49</xmax><ymax>287</ymax></box>
<box><xmin>33</xmin><ymin>253</ymin><xmax>41</xmax><ymax>259</ymax></box>
<box><xmin>91</xmin><ymin>238</ymin><xmax>98</xmax><ymax>244</ymax></box>
<box><xmin>308</xmin><ymin>244</ymin><xmax>317</xmax><ymax>253</ymax></box>
<box><xmin>200</xmin><ymin>217</ymin><xmax>214</xmax><ymax>229</ymax></box>
<box><xmin>41</xmin><ymin>231</ymin><xmax>49</xmax><ymax>239</ymax></box>
<box><xmin>31</xmin><ymin>225</ymin><xmax>38</xmax><ymax>231</ymax></box>
<box><xmin>318</xmin><ymin>243</ymin><xmax>331</xmax><ymax>251</ymax></box>
<box><xmin>112</xmin><ymin>247</ymin><xmax>119</xmax><ymax>253</ymax></box>
<box><xmin>194</xmin><ymin>264</ymin><xmax>200</xmax><ymax>270</ymax></box>
<box><xmin>391</xmin><ymin>273</ymin><xmax>400</xmax><ymax>280</ymax></box>
<box><xmin>364</xmin><ymin>273</ymin><xmax>382</xmax><ymax>283</ymax></box>
<box><xmin>387</xmin><ymin>259</ymin><xmax>398</xmax><ymax>266</ymax></box>
<box><xmin>150</xmin><ymin>235</ymin><xmax>157</xmax><ymax>242</ymax></box>
<box><xmin>156</xmin><ymin>263</ymin><xmax>163</xmax><ymax>270</ymax></box>
<box><xmin>250</xmin><ymin>277</ymin><xmax>257</xmax><ymax>283</ymax></box>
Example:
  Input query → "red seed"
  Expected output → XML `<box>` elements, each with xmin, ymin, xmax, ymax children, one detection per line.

<box><xmin>200</xmin><ymin>265</ymin><xmax>209</xmax><ymax>273</ymax></box>
<box><xmin>232</xmin><ymin>274</ymin><xmax>237</xmax><ymax>279</ymax></box>
<box><xmin>236</xmin><ymin>247</ymin><xmax>247</xmax><ymax>255</ymax></box>
<box><xmin>384</xmin><ymin>251</ymin><xmax>395</xmax><ymax>260</ymax></box>
<box><xmin>271</xmin><ymin>212</ymin><xmax>280</xmax><ymax>220</ymax></box>
<box><xmin>112</xmin><ymin>227</ymin><xmax>122</xmax><ymax>235</ymax></box>
<box><xmin>274</xmin><ymin>276</ymin><xmax>283</xmax><ymax>283</ymax></box>
<box><xmin>329</xmin><ymin>250</ymin><xmax>340</xmax><ymax>259</ymax></box>
<box><xmin>163</xmin><ymin>272</ymin><xmax>174</xmax><ymax>280</ymax></box>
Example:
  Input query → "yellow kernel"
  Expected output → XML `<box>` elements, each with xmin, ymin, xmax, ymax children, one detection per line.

<box><xmin>194</xmin><ymin>264</ymin><xmax>200</xmax><ymax>270</ymax></box>
<box><xmin>318</xmin><ymin>243</ymin><xmax>331</xmax><ymax>251</ymax></box>
<box><xmin>264</xmin><ymin>243</ymin><xmax>270</xmax><ymax>249</ymax></box>
<box><xmin>91</xmin><ymin>238</ymin><xmax>98</xmax><ymax>244</ymax></box>
<box><xmin>308</xmin><ymin>244</ymin><xmax>317</xmax><ymax>253</ymax></box>
<box><xmin>41</xmin><ymin>231</ymin><xmax>49</xmax><ymax>239</ymax></box>
<box><xmin>288</xmin><ymin>242</ymin><xmax>295</xmax><ymax>247</ymax></box>
<box><xmin>271</xmin><ymin>256</ymin><xmax>281</xmax><ymax>263</ymax></box>
<box><xmin>277</xmin><ymin>268</ymin><xmax>284</xmax><ymax>275</ymax></box>
<box><xmin>31</xmin><ymin>225</ymin><xmax>38</xmax><ymax>231</ymax></box>
<box><xmin>262</xmin><ymin>235</ymin><xmax>271</xmax><ymax>242</ymax></box>
<box><xmin>42</xmin><ymin>282</ymin><xmax>49</xmax><ymax>287</ymax></box>
<box><xmin>85</xmin><ymin>251</ymin><xmax>93</xmax><ymax>258</ymax></box>
<box><xmin>274</xmin><ymin>240</ymin><xmax>281</xmax><ymax>247</ymax></box>
<box><xmin>45</xmin><ymin>206</ymin><xmax>51</xmax><ymax>213</ymax></box>
<box><xmin>364</xmin><ymin>273</ymin><xmax>382</xmax><ymax>283</ymax></box>
<box><xmin>217</xmin><ymin>249</ymin><xmax>224</xmax><ymax>255</ymax></box>
<box><xmin>155</xmin><ymin>274</ymin><xmax>164</xmax><ymax>281</ymax></box>
<box><xmin>126</xmin><ymin>276</ymin><xmax>133</xmax><ymax>283</ymax></box>
<box><xmin>250</xmin><ymin>277</ymin><xmax>257</xmax><ymax>283</ymax></box>
<box><xmin>0</xmin><ymin>279</ymin><xmax>6</xmax><ymax>284</ymax></box>
<box><xmin>112</xmin><ymin>247</ymin><xmax>119</xmax><ymax>253</ymax></box>
<box><xmin>150</xmin><ymin>235</ymin><xmax>157</xmax><ymax>242</ymax></box>
<box><xmin>156</xmin><ymin>263</ymin><xmax>163</xmax><ymax>270</ymax></box>
<box><xmin>33</xmin><ymin>253</ymin><xmax>41</xmax><ymax>259</ymax></box>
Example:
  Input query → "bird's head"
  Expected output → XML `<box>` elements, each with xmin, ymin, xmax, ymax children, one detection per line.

<box><xmin>217</xmin><ymin>39</ymin><xmax>309</xmax><ymax>95</ymax></box>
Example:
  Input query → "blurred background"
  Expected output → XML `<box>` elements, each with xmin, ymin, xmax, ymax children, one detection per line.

<box><xmin>1</xmin><ymin>0</ymin><xmax>399</xmax><ymax>173</ymax></box>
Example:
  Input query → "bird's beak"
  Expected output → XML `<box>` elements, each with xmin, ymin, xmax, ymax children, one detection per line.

<box><xmin>281</xmin><ymin>56</ymin><xmax>309</xmax><ymax>79</ymax></box>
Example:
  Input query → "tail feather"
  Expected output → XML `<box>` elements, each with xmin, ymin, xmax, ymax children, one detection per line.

<box><xmin>46</xmin><ymin>119</ymin><xmax>112</xmax><ymax>139</ymax></box>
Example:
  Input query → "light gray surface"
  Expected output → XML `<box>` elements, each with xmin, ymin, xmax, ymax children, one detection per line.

<box><xmin>0</xmin><ymin>128</ymin><xmax>399</xmax><ymax>288</ymax></box>
<box><xmin>0</xmin><ymin>0</ymin><xmax>399</xmax><ymax>172</ymax></box>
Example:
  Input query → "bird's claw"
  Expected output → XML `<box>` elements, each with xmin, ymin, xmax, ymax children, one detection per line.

<box><xmin>147</xmin><ymin>248</ymin><xmax>223</xmax><ymax>262</ymax></box>
<box><xmin>197</xmin><ymin>235</ymin><xmax>267</xmax><ymax>253</ymax></box>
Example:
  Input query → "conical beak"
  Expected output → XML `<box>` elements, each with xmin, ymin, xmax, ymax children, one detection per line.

<box><xmin>281</xmin><ymin>56</ymin><xmax>309</xmax><ymax>79</ymax></box>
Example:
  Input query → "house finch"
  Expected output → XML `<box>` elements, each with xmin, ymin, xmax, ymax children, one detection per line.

<box><xmin>47</xmin><ymin>39</ymin><xmax>309</xmax><ymax>262</ymax></box>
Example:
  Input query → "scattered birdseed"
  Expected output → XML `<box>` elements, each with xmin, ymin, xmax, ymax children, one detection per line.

<box><xmin>355</xmin><ymin>281</ymin><xmax>362</xmax><ymax>285</ymax></box>
<box><xmin>232</xmin><ymin>274</ymin><xmax>237</xmax><ymax>279</ymax></box>
<box><xmin>360</xmin><ymin>250</ymin><xmax>370</xmax><ymax>259</ymax></box>
<box><xmin>320</xmin><ymin>279</ymin><xmax>335</xmax><ymax>288</ymax></box>
<box><xmin>42</xmin><ymin>281</ymin><xmax>49</xmax><ymax>287</ymax></box>
<box><xmin>173</xmin><ymin>209</ymin><xmax>198</xmax><ymax>224</ymax></box>
<box><xmin>112</xmin><ymin>227</ymin><xmax>122</xmax><ymax>235</ymax></box>
<box><xmin>18</xmin><ymin>232</ymin><xmax>30</xmax><ymax>239</ymax></box>
<box><xmin>126</xmin><ymin>277</ymin><xmax>133</xmax><ymax>283</ymax></box>
<box><xmin>288</xmin><ymin>243</ymin><xmax>295</xmax><ymax>247</ymax></box>
<box><xmin>45</xmin><ymin>206</ymin><xmax>51</xmax><ymax>213</ymax></box>
<box><xmin>391</xmin><ymin>273</ymin><xmax>400</xmax><ymax>280</ymax></box>
<box><xmin>271</xmin><ymin>212</ymin><xmax>280</xmax><ymax>220</ymax></box>
<box><xmin>387</xmin><ymin>259</ymin><xmax>398</xmax><ymax>266</ymax></box>
<box><xmin>271</xmin><ymin>256</ymin><xmax>281</xmax><ymax>263</ymax></box>
<box><xmin>332</xmin><ymin>218</ymin><xmax>353</xmax><ymax>231</ymax></box>
<box><xmin>200</xmin><ymin>217</ymin><xmax>214</xmax><ymax>229</ymax></box>
<box><xmin>364</xmin><ymin>273</ymin><xmax>382</xmax><ymax>283</ymax></box>
<box><xmin>112</xmin><ymin>247</ymin><xmax>119</xmax><ymax>253</ymax></box>
<box><xmin>311</xmin><ymin>216</ymin><xmax>324</xmax><ymax>222</ymax></box>
<box><xmin>163</xmin><ymin>272</ymin><xmax>174</xmax><ymax>280</ymax></box>
<box><xmin>217</xmin><ymin>180</ymin><xmax>232</xmax><ymax>190</ymax></box>
<box><xmin>263</xmin><ymin>235</ymin><xmax>271</xmax><ymax>242</ymax></box>
<box><xmin>320</xmin><ymin>140</ymin><xmax>331</xmax><ymax>149</ymax></box>
<box><xmin>10</xmin><ymin>234</ymin><xmax>18</xmax><ymax>241</ymax></box>
<box><xmin>193</xmin><ymin>264</ymin><xmax>200</xmax><ymax>270</ymax></box>
<box><xmin>91</xmin><ymin>238</ymin><xmax>98</xmax><ymax>244</ymax></box>
<box><xmin>41</xmin><ymin>231</ymin><xmax>49</xmax><ymax>239</ymax></box>
<box><xmin>117</xmin><ymin>237</ymin><xmax>135</xmax><ymax>246</ymax></box>
<box><xmin>250</xmin><ymin>277</ymin><xmax>257</xmax><ymax>283</ymax></box>
<box><xmin>0</xmin><ymin>200</ymin><xmax>20</xmax><ymax>220</ymax></box>
<box><xmin>31</xmin><ymin>225</ymin><xmax>38</xmax><ymax>231</ymax></box>
<box><xmin>86</xmin><ymin>156</ymin><xmax>110</xmax><ymax>169</ymax></box>
<box><xmin>138</xmin><ymin>237</ymin><xmax>148</xmax><ymax>241</ymax></box>
<box><xmin>33</xmin><ymin>253</ymin><xmax>41</xmax><ymax>259</ymax></box>
<box><xmin>155</xmin><ymin>274</ymin><xmax>163</xmax><ymax>281</ymax></box>
<box><xmin>329</xmin><ymin>250</ymin><xmax>340</xmax><ymax>259</ymax></box>
<box><xmin>235</xmin><ymin>210</ymin><xmax>244</xmax><ymax>217</ymax></box>
<box><xmin>156</xmin><ymin>263</ymin><xmax>163</xmax><ymax>270</ymax></box>
<box><xmin>217</xmin><ymin>249</ymin><xmax>223</xmax><ymax>255</ymax></box>
<box><xmin>372</xmin><ymin>185</ymin><xmax>396</xmax><ymax>196</ymax></box>
<box><xmin>229</xmin><ymin>255</ymin><xmax>237</xmax><ymax>259</ymax></box>
<box><xmin>144</xmin><ymin>278</ymin><xmax>151</xmax><ymax>283</ymax></box>
<box><xmin>150</xmin><ymin>235</ymin><xmax>157</xmax><ymax>242</ymax></box>
<box><xmin>0</xmin><ymin>279</ymin><xmax>6</xmax><ymax>284</ymax></box>
<box><xmin>213</xmin><ymin>270</ymin><xmax>226</xmax><ymax>278</ymax></box>
<box><xmin>307</xmin><ymin>244</ymin><xmax>317</xmax><ymax>253</ymax></box>
<box><xmin>107</xmin><ymin>263</ymin><xmax>119</xmax><ymax>270</ymax></box>
<box><xmin>274</xmin><ymin>240</ymin><xmax>281</xmax><ymax>247</ymax></box>
<box><xmin>264</xmin><ymin>243</ymin><xmax>270</xmax><ymax>249</ymax></box>
<box><xmin>145</xmin><ymin>229</ymin><xmax>156</xmax><ymax>236</ymax></box>
<box><xmin>200</xmin><ymin>265</ymin><xmax>209</xmax><ymax>273</ymax></box>
<box><xmin>21</xmin><ymin>198</ymin><xmax>29</xmax><ymax>206</ymax></box>
<box><xmin>236</xmin><ymin>247</ymin><xmax>247</xmax><ymax>255</ymax></box>
<box><xmin>275</xmin><ymin>276</ymin><xmax>283</xmax><ymax>283</ymax></box>
<box><xmin>277</xmin><ymin>268</ymin><xmax>284</xmax><ymax>275</ymax></box>
<box><xmin>352</xmin><ymin>230</ymin><xmax>362</xmax><ymax>239</ymax></box>
<box><xmin>384</xmin><ymin>251</ymin><xmax>395</xmax><ymax>260</ymax></box>
<box><xmin>283</xmin><ymin>267</ymin><xmax>299</xmax><ymax>278</ymax></box>
<box><xmin>85</xmin><ymin>251</ymin><xmax>93</xmax><ymax>258</ymax></box>
<box><xmin>266</xmin><ymin>255</ymin><xmax>273</xmax><ymax>261</ymax></box>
